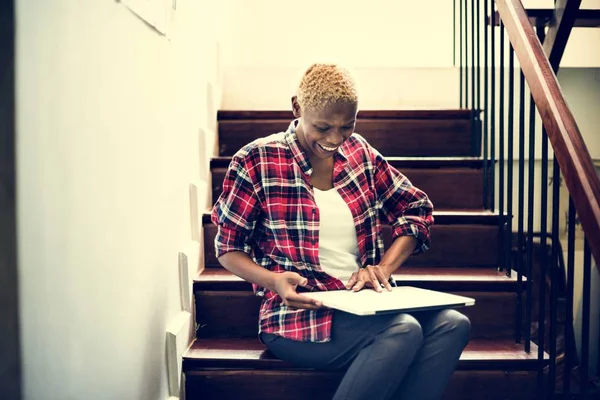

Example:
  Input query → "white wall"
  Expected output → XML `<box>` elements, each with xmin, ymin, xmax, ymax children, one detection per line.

<box><xmin>217</xmin><ymin>0</ymin><xmax>455</xmax><ymax>69</ymax></box>
<box><xmin>221</xmin><ymin>66</ymin><xmax>462</xmax><ymax>110</ymax></box>
<box><xmin>16</xmin><ymin>1</ymin><xmax>220</xmax><ymax>399</ymax></box>
<box><xmin>558</xmin><ymin>68</ymin><xmax>600</xmax><ymax>160</ymax></box>
<box><xmin>217</xmin><ymin>0</ymin><xmax>600</xmax><ymax>70</ymax></box>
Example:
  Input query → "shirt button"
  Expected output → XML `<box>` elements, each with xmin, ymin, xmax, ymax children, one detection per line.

<box><xmin>312</xmin><ymin>208</ymin><xmax>316</xmax><ymax>214</ymax></box>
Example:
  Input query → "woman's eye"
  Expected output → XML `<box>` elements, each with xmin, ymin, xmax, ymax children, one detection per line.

<box><xmin>316</xmin><ymin>127</ymin><xmax>329</xmax><ymax>133</ymax></box>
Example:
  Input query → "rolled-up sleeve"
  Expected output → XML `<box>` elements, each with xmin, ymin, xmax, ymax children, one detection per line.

<box><xmin>211</xmin><ymin>154</ymin><xmax>259</xmax><ymax>258</ymax></box>
<box><xmin>372</xmin><ymin>148</ymin><xmax>434</xmax><ymax>254</ymax></box>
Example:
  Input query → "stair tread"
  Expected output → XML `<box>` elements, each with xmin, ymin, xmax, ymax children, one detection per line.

<box><xmin>194</xmin><ymin>267</ymin><xmax>525</xmax><ymax>292</ymax></box>
<box><xmin>211</xmin><ymin>157</ymin><xmax>492</xmax><ymax>210</ymax></box>
<box><xmin>211</xmin><ymin>156</ymin><xmax>492</xmax><ymax>169</ymax></box>
<box><xmin>183</xmin><ymin>337</ymin><xmax>543</xmax><ymax>371</ymax></box>
<box><xmin>217</xmin><ymin>110</ymin><xmax>474</xmax><ymax>120</ymax></box>
<box><xmin>218</xmin><ymin>112</ymin><xmax>478</xmax><ymax>157</ymax></box>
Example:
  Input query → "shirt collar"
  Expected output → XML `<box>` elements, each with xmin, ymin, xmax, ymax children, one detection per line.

<box><xmin>284</xmin><ymin>119</ymin><xmax>348</xmax><ymax>177</ymax></box>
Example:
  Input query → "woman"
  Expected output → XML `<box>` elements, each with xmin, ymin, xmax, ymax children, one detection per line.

<box><xmin>211</xmin><ymin>63</ymin><xmax>471</xmax><ymax>400</ymax></box>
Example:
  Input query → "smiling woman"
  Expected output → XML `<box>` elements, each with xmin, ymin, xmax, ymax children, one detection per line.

<box><xmin>212</xmin><ymin>63</ymin><xmax>469</xmax><ymax>400</ymax></box>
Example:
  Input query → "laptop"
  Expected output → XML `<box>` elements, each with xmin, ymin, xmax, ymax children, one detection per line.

<box><xmin>302</xmin><ymin>286</ymin><xmax>475</xmax><ymax>316</ymax></box>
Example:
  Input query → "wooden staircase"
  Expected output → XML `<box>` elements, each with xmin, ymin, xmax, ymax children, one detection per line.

<box><xmin>184</xmin><ymin>110</ymin><xmax>546</xmax><ymax>400</ymax></box>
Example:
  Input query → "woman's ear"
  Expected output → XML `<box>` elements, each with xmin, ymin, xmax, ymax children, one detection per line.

<box><xmin>291</xmin><ymin>96</ymin><xmax>302</xmax><ymax>118</ymax></box>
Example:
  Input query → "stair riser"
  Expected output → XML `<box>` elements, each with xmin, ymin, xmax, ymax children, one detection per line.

<box><xmin>218</xmin><ymin>119</ymin><xmax>477</xmax><ymax>157</ymax></box>
<box><xmin>203</xmin><ymin>224</ymin><xmax>501</xmax><ymax>268</ymax></box>
<box><xmin>212</xmin><ymin>167</ymin><xmax>489</xmax><ymax>210</ymax></box>
<box><xmin>195</xmin><ymin>291</ymin><xmax>517</xmax><ymax>340</ymax></box>
<box><xmin>185</xmin><ymin>370</ymin><xmax>537</xmax><ymax>400</ymax></box>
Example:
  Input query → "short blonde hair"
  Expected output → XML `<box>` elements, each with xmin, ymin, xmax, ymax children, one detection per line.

<box><xmin>296</xmin><ymin>64</ymin><xmax>359</xmax><ymax>112</ymax></box>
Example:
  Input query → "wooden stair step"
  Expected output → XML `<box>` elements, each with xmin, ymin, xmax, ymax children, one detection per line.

<box><xmin>185</xmin><ymin>369</ymin><xmax>539</xmax><ymax>400</ymax></box>
<box><xmin>194</xmin><ymin>267</ymin><xmax>525</xmax><ymax>292</ymax></box>
<box><xmin>203</xmin><ymin>211</ymin><xmax>504</xmax><ymax>268</ymax></box>
<box><xmin>217</xmin><ymin>110</ymin><xmax>479</xmax><ymax>157</ymax></box>
<box><xmin>194</xmin><ymin>287</ymin><xmax>520</xmax><ymax>340</ymax></box>
<box><xmin>210</xmin><ymin>156</ymin><xmax>491</xmax><ymax>169</ymax></box>
<box><xmin>183</xmin><ymin>337</ymin><xmax>542</xmax><ymax>371</ymax></box>
<box><xmin>211</xmin><ymin>156</ymin><xmax>492</xmax><ymax>210</ymax></box>
<box><xmin>217</xmin><ymin>110</ymin><xmax>475</xmax><ymax>120</ymax></box>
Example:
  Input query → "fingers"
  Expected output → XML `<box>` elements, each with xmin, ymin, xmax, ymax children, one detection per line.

<box><xmin>283</xmin><ymin>292</ymin><xmax>322</xmax><ymax>309</ymax></box>
<box><xmin>370</xmin><ymin>266</ymin><xmax>393</xmax><ymax>292</ymax></box>
<box><xmin>350</xmin><ymin>266</ymin><xmax>393</xmax><ymax>292</ymax></box>
<box><xmin>285</xmin><ymin>272</ymin><xmax>308</xmax><ymax>287</ymax></box>
<box><xmin>345</xmin><ymin>272</ymin><xmax>358</xmax><ymax>289</ymax></box>
<box><xmin>287</xmin><ymin>301</ymin><xmax>323</xmax><ymax>310</ymax></box>
<box><xmin>274</xmin><ymin>272</ymin><xmax>322</xmax><ymax>309</ymax></box>
<box><xmin>352</xmin><ymin>279</ymin><xmax>365</xmax><ymax>292</ymax></box>
<box><xmin>366</xmin><ymin>266</ymin><xmax>382</xmax><ymax>293</ymax></box>
<box><xmin>381</xmin><ymin>276</ymin><xmax>393</xmax><ymax>292</ymax></box>
<box><xmin>296</xmin><ymin>276</ymin><xmax>309</xmax><ymax>287</ymax></box>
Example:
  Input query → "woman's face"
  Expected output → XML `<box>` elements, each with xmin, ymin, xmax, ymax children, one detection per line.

<box><xmin>292</xmin><ymin>97</ymin><xmax>358</xmax><ymax>161</ymax></box>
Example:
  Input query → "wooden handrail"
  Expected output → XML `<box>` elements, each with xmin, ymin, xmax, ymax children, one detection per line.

<box><xmin>496</xmin><ymin>0</ymin><xmax>600</xmax><ymax>266</ymax></box>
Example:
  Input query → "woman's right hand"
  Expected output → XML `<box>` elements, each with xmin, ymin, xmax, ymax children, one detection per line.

<box><xmin>273</xmin><ymin>271</ymin><xmax>323</xmax><ymax>310</ymax></box>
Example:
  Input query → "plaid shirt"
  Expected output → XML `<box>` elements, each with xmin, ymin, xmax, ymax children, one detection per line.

<box><xmin>211</xmin><ymin>120</ymin><xmax>434</xmax><ymax>342</ymax></box>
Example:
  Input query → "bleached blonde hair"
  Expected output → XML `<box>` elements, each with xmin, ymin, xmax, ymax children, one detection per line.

<box><xmin>296</xmin><ymin>63</ymin><xmax>359</xmax><ymax>112</ymax></box>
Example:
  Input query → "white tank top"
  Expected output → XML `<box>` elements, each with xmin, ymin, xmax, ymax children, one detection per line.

<box><xmin>313</xmin><ymin>188</ymin><xmax>361</xmax><ymax>282</ymax></box>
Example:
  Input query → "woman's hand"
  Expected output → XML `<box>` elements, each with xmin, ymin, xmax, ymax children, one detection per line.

<box><xmin>273</xmin><ymin>271</ymin><xmax>323</xmax><ymax>310</ymax></box>
<box><xmin>345</xmin><ymin>265</ymin><xmax>393</xmax><ymax>292</ymax></box>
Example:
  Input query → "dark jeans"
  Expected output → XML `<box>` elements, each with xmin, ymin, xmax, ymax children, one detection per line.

<box><xmin>260</xmin><ymin>309</ymin><xmax>471</xmax><ymax>400</ymax></box>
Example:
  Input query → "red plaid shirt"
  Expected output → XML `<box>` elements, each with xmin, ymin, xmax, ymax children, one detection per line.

<box><xmin>211</xmin><ymin>120</ymin><xmax>434</xmax><ymax>342</ymax></box>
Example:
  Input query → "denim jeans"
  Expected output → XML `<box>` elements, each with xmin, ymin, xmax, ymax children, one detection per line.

<box><xmin>260</xmin><ymin>309</ymin><xmax>471</xmax><ymax>400</ymax></box>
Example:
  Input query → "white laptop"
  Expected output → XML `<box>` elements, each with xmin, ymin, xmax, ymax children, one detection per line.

<box><xmin>303</xmin><ymin>286</ymin><xmax>475</xmax><ymax>316</ymax></box>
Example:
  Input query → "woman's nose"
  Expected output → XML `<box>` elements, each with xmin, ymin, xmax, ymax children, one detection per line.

<box><xmin>328</xmin><ymin>131</ymin><xmax>345</xmax><ymax>145</ymax></box>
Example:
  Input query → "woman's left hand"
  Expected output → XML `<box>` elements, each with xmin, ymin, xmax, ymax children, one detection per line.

<box><xmin>345</xmin><ymin>265</ymin><xmax>393</xmax><ymax>293</ymax></box>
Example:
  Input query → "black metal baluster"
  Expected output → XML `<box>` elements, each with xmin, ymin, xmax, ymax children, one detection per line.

<box><xmin>516</xmin><ymin>69</ymin><xmax>525</xmax><ymax>344</ymax></box>
<box><xmin>549</xmin><ymin>157</ymin><xmax>560</xmax><ymax>395</ymax></box>
<box><xmin>471</xmin><ymin>0</ymin><xmax>475</xmax><ymax>113</ymax></box>
<box><xmin>460</xmin><ymin>0</ymin><xmax>463</xmax><ymax>107</ymax></box>
<box><xmin>525</xmin><ymin>92</ymin><xmax>536</xmax><ymax>356</ymax></box>
<box><xmin>581</xmin><ymin>238</ymin><xmax>591</xmax><ymax>396</ymax></box>
<box><xmin>483</xmin><ymin>0</ymin><xmax>489</xmax><ymax>208</ymax></box>
<box><xmin>465</xmin><ymin>0</ymin><xmax>469</xmax><ymax>109</ymax></box>
<box><xmin>490</xmin><ymin>0</ymin><xmax>495</xmax><ymax>211</ymax></box>
<box><xmin>476</xmin><ymin>0</ymin><xmax>481</xmax><ymax>125</ymax></box>
<box><xmin>498</xmin><ymin>21</ymin><xmax>505</xmax><ymax>272</ymax></box>
<box><xmin>564</xmin><ymin>197</ymin><xmax>575</xmax><ymax>394</ymax></box>
<box><xmin>535</xmin><ymin>23</ymin><xmax>547</xmax><ymax>397</ymax></box>
<box><xmin>506</xmin><ymin>45</ymin><xmax>515</xmax><ymax>280</ymax></box>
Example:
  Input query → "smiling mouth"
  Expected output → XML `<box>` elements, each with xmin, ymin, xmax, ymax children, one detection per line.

<box><xmin>319</xmin><ymin>143</ymin><xmax>339</xmax><ymax>152</ymax></box>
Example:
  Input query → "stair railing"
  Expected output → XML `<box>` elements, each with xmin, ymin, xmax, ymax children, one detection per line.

<box><xmin>456</xmin><ymin>0</ymin><xmax>600</xmax><ymax>397</ymax></box>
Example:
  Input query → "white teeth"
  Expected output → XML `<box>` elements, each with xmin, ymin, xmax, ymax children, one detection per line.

<box><xmin>320</xmin><ymin>144</ymin><xmax>338</xmax><ymax>152</ymax></box>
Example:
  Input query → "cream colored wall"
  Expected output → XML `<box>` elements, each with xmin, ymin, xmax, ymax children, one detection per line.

<box><xmin>216</xmin><ymin>0</ymin><xmax>600</xmax><ymax>70</ymax></box>
<box><xmin>16</xmin><ymin>0</ymin><xmax>220</xmax><ymax>399</ymax></box>
<box><xmin>216</xmin><ymin>0</ymin><xmax>455</xmax><ymax>69</ymax></box>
